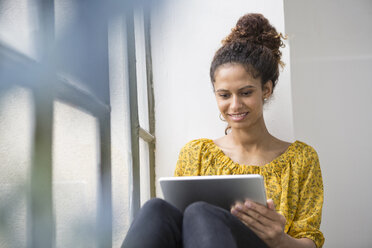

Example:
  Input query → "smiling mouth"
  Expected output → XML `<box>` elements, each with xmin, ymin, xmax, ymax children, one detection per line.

<box><xmin>227</xmin><ymin>112</ymin><xmax>248</xmax><ymax>121</ymax></box>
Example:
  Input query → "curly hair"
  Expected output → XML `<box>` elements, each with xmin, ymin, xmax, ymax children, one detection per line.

<box><xmin>210</xmin><ymin>13</ymin><xmax>286</xmax><ymax>92</ymax></box>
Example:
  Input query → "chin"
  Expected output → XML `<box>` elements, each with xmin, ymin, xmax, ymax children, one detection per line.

<box><xmin>230</xmin><ymin>123</ymin><xmax>251</xmax><ymax>131</ymax></box>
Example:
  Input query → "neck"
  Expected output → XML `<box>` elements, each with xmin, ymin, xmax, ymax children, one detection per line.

<box><xmin>228</xmin><ymin>117</ymin><xmax>272</xmax><ymax>151</ymax></box>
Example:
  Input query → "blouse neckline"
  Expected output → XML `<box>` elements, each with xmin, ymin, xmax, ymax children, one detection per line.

<box><xmin>207</xmin><ymin>139</ymin><xmax>299</xmax><ymax>168</ymax></box>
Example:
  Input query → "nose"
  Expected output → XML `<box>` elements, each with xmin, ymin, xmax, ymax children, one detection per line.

<box><xmin>230</xmin><ymin>95</ymin><xmax>242</xmax><ymax>111</ymax></box>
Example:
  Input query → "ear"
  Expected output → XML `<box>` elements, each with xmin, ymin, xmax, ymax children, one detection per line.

<box><xmin>262</xmin><ymin>80</ymin><xmax>273</xmax><ymax>99</ymax></box>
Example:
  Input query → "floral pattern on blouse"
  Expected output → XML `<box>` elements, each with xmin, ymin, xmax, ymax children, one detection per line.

<box><xmin>174</xmin><ymin>138</ymin><xmax>325</xmax><ymax>248</ymax></box>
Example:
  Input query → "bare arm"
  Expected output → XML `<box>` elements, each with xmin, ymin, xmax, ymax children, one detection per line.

<box><xmin>277</xmin><ymin>234</ymin><xmax>315</xmax><ymax>248</ymax></box>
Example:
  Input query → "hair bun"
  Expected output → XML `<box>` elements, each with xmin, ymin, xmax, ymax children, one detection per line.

<box><xmin>223</xmin><ymin>13</ymin><xmax>286</xmax><ymax>68</ymax></box>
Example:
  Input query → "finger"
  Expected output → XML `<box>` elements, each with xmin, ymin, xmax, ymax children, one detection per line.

<box><xmin>242</xmin><ymin>202</ymin><xmax>276</xmax><ymax>227</ymax></box>
<box><xmin>231</xmin><ymin>205</ymin><xmax>269</xmax><ymax>235</ymax></box>
<box><xmin>233</xmin><ymin>201</ymin><xmax>283</xmax><ymax>230</ymax></box>
<box><xmin>230</xmin><ymin>201</ymin><xmax>244</xmax><ymax>211</ymax></box>
<box><xmin>238</xmin><ymin>212</ymin><xmax>286</xmax><ymax>245</ymax></box>
<box><xmin>232</xmin><ymin>202</ymin><xmax>271</xmax><ymax>228</ymax></box>
<box><xmin>232</xmin><ymin>202</ymin><xmax>272</xmax><ymax>226</ymax></box>
<box><xmin>266</xmin><ymin>199</ymin><xmax>275</xmax><ymax>211</ymax></box>
<box><xmin>241</xmin><ymin>217</ymin><xmax>266</xmax><ymax>237</ymax></box>
<box><xmin>244</xmin><ymin>200</ymin><xmax>279</xmax><ymax>222</ymax></box>
<box><xmin>245</xmin><ymin>200</ymin><xmax>287</xmax><ymax>229</ymax></box>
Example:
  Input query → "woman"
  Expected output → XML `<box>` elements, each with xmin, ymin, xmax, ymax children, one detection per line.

<box><xmin>122</xmin><ymin>13</ymin><xmax>324</xmax><ymax>248</ymax></box>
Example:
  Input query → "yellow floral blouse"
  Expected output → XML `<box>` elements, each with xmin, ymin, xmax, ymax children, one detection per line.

<box><xmin>174</xmin><ymin>138</ymin><xmax>324</xmax><ymax>248</ymax></box>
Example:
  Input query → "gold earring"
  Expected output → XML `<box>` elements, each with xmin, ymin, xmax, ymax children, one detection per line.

<box><xmin>219</xmin><ymin>113</ymin><xmax>226</xmax><ymax>121</ymax></box>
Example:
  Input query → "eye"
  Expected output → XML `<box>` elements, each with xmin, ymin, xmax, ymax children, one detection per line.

<box><xmin>218</xmin><ymin>93</ymin><xmax>230</xmax><ymax>99</ymax></box>
<box><xmin>241</xmin><ymin>91</ymin><xmax>253</xmax><ymax>96</ymax></box>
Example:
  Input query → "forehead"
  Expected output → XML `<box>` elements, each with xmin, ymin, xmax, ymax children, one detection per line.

<box><xmin>213</xmin><ymin>63</ymin><xmax>261</xmax><ymax>90</ymax></box>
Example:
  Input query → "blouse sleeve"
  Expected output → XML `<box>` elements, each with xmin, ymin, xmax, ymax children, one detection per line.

<box><xmin>288</xmin><ymin>146</ymin><xmax>325</xmax><ymax>248</ymax></box>
<box><xmin>174</xmin><ymin>139</ymin><xmax>204</xmax><ymax>176</ymax></box>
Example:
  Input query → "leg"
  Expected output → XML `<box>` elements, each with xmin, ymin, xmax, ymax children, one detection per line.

<box><xmin>183</xmin><ymin>202</ymin><xmax>268</xmax><ymax>248</ymax></box>
<box><xmin>121</xmin><ymin>198</ymin><xmax>183</xmax><ymax>248</ymax></box>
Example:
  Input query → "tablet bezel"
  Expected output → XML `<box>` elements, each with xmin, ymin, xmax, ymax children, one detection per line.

<box><xmin>159</xmin><ymin>175</ymin><xmax>267</xmax><ymax>211</ymax></box>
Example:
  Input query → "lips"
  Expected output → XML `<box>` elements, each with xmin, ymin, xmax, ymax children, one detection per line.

<box><xmin>227</xmin><ymin>112</ymin><xmax>248</xmax><ymax>121</ymax></box>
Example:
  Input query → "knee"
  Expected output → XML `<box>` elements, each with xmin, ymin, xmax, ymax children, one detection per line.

<box><xmin>142</xmin><ymin>198</ymin><xmax>169</xmax><ymax>214</ymax></box>
<box><xmin>184</xmin><ymin>201</ymin><xmax>212</xmax><ymax>218</ymax></box>
<box><xmin>140</xmin><ymin>198</ymin><xmax>181</xmax><ymax>219</ymax></box>
<box><xmin>184</xmin><ymin>201</ymin><xmax>230</xmax><ymax>222</ymax></box>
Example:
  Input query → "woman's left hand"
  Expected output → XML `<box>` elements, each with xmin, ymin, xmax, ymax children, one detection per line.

<box><xmin>231</xmin><ymin>199</ymin><xmax>287</xmax><ymax>248</ymax></box>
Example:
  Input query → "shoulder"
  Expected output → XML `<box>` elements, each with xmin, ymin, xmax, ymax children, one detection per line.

<box><xmin>278</xmin><ymin>140</ymin><xmax>320</xmax><ymax>174</ymax></box>
<box><xmin>179</xmin><ymin>138</ymin><xmax>215</xmax><ymax>153</ymax></box>
<box><xmin>175</xmin><ymin>138</ymin><xmax>217</xmax><ymax>176</ymax></box>
<box><xmin>287</xmin><ymin>141</ymin><xmax>322</xmax><ymax>179</ymax></box>
<box><xmin>288</xmin><ymin>140</ymin><xmax>319</xmax><ymax>159</ymax></box>
<box><xmin>177</xmin><ymin>138</ymin><xmax>220</xmax><ymax>164</ymax></box>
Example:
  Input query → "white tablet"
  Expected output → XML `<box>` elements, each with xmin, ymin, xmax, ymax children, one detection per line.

<box><xmin>159</xmin><ymin>174</ymin><xmax>267</xmax><ymax>211</ymax></box>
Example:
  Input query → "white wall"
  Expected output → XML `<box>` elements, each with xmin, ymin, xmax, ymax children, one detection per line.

<box><xmin>284</xmin><ymin>0</ymin><xmax>372</xmax><ymax>247</ymax></box>
<box><xmin>151</xmin><ymin>0</ymin><xmax>294</xmax><ymax>196</ymax></box>
<box><xmin>108</xmin><ymin>14</ymin><xmax>131</xmax><ymax>247</ymax></box>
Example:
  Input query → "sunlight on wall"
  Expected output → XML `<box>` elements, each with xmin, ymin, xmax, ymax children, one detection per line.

<box><xmin>0</xmin><ymin>0</ymin><xmax>38</xmax><ymax>59</ymax></box>
<box><xmin>53</xmin><ymin>100</ymin><xmax>99</xmax><ymax>247</ymax></box>
<box><xmin>0</xmin><ymin>87</ymin><xmax>33</xmax><ymax>247</ymax></box>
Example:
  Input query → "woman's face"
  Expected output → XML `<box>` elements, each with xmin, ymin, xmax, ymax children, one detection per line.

<box><xmin>213</xmin><ymin>63</ymin><xmax>272</xmax><ymax>132</ymax></box>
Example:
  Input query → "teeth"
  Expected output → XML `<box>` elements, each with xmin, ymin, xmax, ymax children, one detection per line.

<box><xmin>230</xmin><ymin>113</ymin><xmax>247</xmax><ymax>117</ymax></box>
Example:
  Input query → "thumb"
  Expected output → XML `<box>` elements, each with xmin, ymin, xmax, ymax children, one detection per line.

<box><xmin>267</xmin><ymin>199</ymin><xmax>275</xmax><ymax>210</ymax></box>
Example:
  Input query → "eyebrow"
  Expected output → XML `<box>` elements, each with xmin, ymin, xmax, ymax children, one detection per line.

<box><xmin>215</xmin><ymin>85</ymin><xmax>256</xmax><ymax>92</ymax></box>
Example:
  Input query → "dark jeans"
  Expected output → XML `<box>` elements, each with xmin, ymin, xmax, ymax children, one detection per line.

<box><xmin>122</xmin><ymin>198</ymin><xmax>268</xmax><ymax>248</ymax></box>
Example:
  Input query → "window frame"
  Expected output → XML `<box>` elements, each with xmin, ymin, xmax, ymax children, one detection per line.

<box><xmin>126</xmin><ymin>4</ymin><xmax>156</xmax><ymax>222</ymax></box>
<box><xmin>0</xmin><ymin>0</ymin><xmax>156</xmax><ymax>246</ymax></box>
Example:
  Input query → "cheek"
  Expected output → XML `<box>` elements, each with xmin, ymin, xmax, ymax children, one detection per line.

<box><xmin>251</xmin><ymin>98</ymin><xmax>262</xmax><ymax>107</ymax></box>
<box><xmin>244</xmin><ymin>98</ymin><xmax>263</xmax><ymax>111</ymax></box>
<box><xmin>216</xmin><ymin>100</ymin><xmax>228</xmax><ymax>113</ymax></box>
